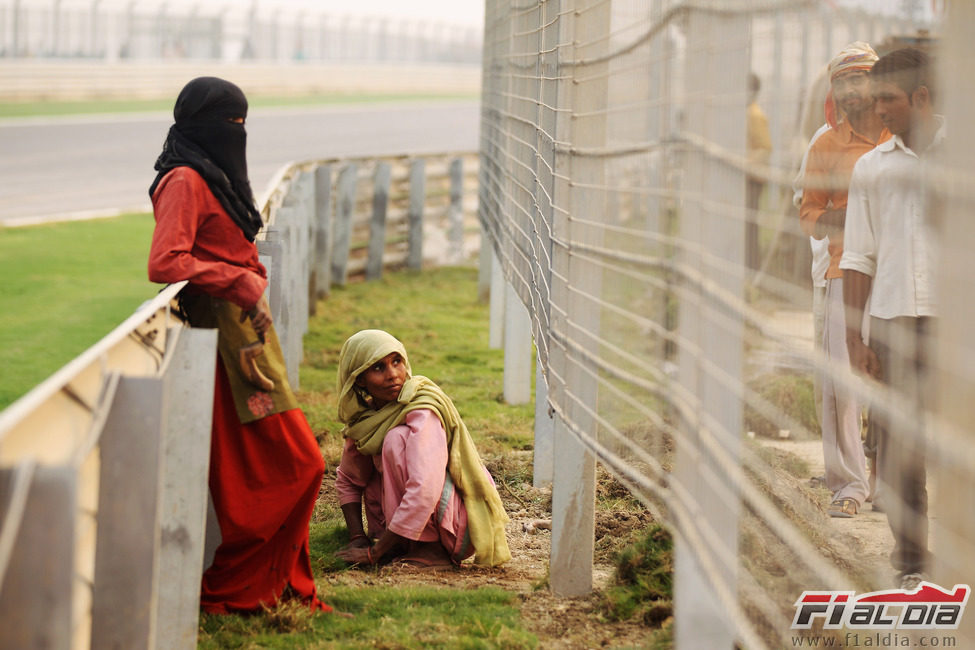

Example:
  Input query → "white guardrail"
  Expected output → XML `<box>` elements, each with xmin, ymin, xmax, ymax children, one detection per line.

<box><xmin>0</xmin><ymin>282</ymin><xmax>216</xmax><ymax>649</ymax></box>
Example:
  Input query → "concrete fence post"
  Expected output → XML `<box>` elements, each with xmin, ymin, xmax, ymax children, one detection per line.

<box><xmin>548</xmin><ymin>0</ymin><xmax>600</xmax><ymax>598</ymax></box>
<box><xmin>407</xmin><ymin>158</ymin><xmax>426</xmax><ymax>270</ymax></box>
<box><xmin>0</xmin><ymin>465</ymin><xmax>76</xmax><ymax>649</ymax></box>
<box><xmin>284</xmin><ymin>211</ymin><xmax>301</xmax><ymax>388</ymax></box>
<box><xmin>257</xmin><ymin>233</ymin><xmax>284</xmax><ymax>329</ymax></box>
<box><xmin>672</xmin><ymin>9</ymin><xmax>748</xmax><ymax>649</ymax></box>
<box><xmin>332</xmin><ymin>163</ymin><xmax>357</xmax><ymax>287</ymax></box>
<box><xmin>155</xmin><ymin>327</ymin><xmax>217</xmax><ymax>650</ymax></box>
<box><xmin>288</xmin><ymin>171</ymin><xmax>313</xmax><ymax>333</ymax></box>
<box><xmin>489</xmin><ymin>249</ymin><xmax>505</xmax><ymax>350</ymax></box>
<box><xmin>933</xmin><ymin>5</ymin><xmax>975</xmax><ymax>647</ymax></box>
<box><xmin>503</xmin><ymin>279</ymin><xmax>531</xmax><ymax>405</ymax></box>
<box><xmin>367</xmin><ymin>161</ymin><xmax>391</xmax><ymax>281</ymax></box>
<box><xmin>478</xmin><ymin>235</ymin><xmax>492</xmax><ymax>303</ymax></box>
<box><xmin>447</xmin><ymin>157</ymin><xmax>464</xmax><ymax>263</ymax></box>
<box><xmin>533</xmin><ymin>355</ymin><xmax>553</xmax><ymax>487</ymax></box>
<box><xmin>312</xmin><ymin>164</ymin><xmax>333</xmax><ymax>302</ymax></box>
<box><xmin>91</xmin><ymin>374</ymin><xmax>164</xmax><ymax>650</ymax></box>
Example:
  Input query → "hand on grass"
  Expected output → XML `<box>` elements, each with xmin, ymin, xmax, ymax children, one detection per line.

<box><xmin>336</xmin><ymin>546</ymin><xmax>372</xmax><ymax>565</ymax></box>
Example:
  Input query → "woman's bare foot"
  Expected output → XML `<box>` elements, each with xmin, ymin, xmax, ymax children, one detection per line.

<box><xmin>398</xmin><ymin>540</ymin><xmax>452</xmax><ymax>569</ymax></box>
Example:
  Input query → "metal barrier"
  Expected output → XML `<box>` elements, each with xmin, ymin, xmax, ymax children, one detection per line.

<box><xmin>0</xmin><ymin>283</ymin><xmax>216</xmax><ymax>649</ymax></box>
<box><xmin>478</xmin><ymin>1</ymin><xmax>972</xmax><ymax>649</ymax></box>
<box><xmin>0</xmin><ymin>150</ymin><xmax>478</xmax><ymax>649</ymax></box>
<box><xmin>257</xmin><ymin>152</ymin><xmax>480</xmax><ymax>389</ymax></box>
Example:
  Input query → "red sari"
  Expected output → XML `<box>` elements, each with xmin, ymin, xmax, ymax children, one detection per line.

<box><xmin>201</xmin><ymin>359</ymin><xmax>327</xmax><ymax>613</ymax></box>
<box><xmin>149</xmin><ymin>167</ymin><xmax>329</xmax><ymax>613</ymax></box>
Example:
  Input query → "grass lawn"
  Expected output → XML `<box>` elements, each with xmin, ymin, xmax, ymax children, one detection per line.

<box><xmin>199</xmin><ymin>266</ymin><xmax>671</xmax><ymax>648</ymax></box>
<box><xmin>0</xmin><ymin>215</ymin><xmax>670</xmax><ymax>646</ymax></box>
<box><xmin>0</xmin><ymin>213</ymin><xmax>158</xmax><ymax>408</ymax></box>
<box><xmin>0</xmin><ymin>92</ymin><xmax>478</xmax><ymax>119</ymax></box>
<box><xmin>199</xmin><ymin>584</ymin><xmax>537</xmax><ymax>649</ymax></box>
<box><xmin>195</xmin><ymin>266</ymin><xmax>543</xmax><ymax>648</ymax></box>
<box><xmin>297</xmin><ymin>266</ymin><xmax>534</xmax><ymax>459</ymax></box>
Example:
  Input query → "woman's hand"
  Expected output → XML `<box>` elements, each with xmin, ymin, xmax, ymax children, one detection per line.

<box><xmin>340</xmin><ymin>534</ymin><xmax>372</xmax><ymax>553</ymax></box>
<box><xmin>241</xmin><ymin>295</ymin><xmax>272</xmax><ymax>336</ymax></box>
<box><xmin>336</xmin><ymin>545</ymin><xmax>373</xmax><ymax>565</ymax></box>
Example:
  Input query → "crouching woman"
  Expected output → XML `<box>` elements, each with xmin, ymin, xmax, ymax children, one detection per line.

<box><xmin>334</xmin><ymin>329</ymin><xmax>511</xmax><ymax>568</ymax></box>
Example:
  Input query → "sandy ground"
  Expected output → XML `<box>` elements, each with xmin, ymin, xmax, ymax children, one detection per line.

<box><xmin>317</xmin><ymin>308</ymin><xmax>915</xmax><ymax>646</ymax></box>
<box><xmin>762</xmin><ymin>437</ymin><xmax>898</xmax><ymax>587</ymax></box>
<box><xmin>319</xmin><ymin>463</ymin><xmax>660</xmax><ymax>649</ymax></box>
<box><xmin>757</xmin><ymin>308</ymin><xmax>914</xmax><ymax>590</ymax></box>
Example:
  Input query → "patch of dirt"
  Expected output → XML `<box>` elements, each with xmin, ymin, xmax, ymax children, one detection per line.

<box><xmin>761</xmin><ymin>438</ymin><xmax>896</xmax><ymax>588</ymax></box>
<box><xmin>730</xmin><ymin>437</ymin><xmax>903</xmax><ymax>648</ymax></box>
<box><xmin>319</xmin><ymin>459</ymin><xmax>661</xmax><ymax>648</ymax></box>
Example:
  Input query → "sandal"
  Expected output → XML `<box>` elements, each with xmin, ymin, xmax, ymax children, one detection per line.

<box><xmin>828</xmin><ymin>497</ymin><xmax>858</xmax><ymax>518</ymax></box>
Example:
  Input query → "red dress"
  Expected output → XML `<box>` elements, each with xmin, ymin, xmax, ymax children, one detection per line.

<box><xmin>149</xmin><ymin>166</ymin><xmax>329</xmax><ymax>613</ymax></box>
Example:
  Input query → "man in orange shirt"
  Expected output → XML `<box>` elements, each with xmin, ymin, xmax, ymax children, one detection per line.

<box><xmin>800</xmin><ymin>42</ymin><xmax>889</xmax><ymax>519</ymax></box>
<box><xmin>746</xmin><ymin>72</ymin><xmax>772</xmax><ymax>272</ymax></box>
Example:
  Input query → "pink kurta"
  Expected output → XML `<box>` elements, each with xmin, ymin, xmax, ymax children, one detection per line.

<box><xmin>336</xmin><ymin>409</ymin><xmax>473</xmax><ymax>560</ymax></box>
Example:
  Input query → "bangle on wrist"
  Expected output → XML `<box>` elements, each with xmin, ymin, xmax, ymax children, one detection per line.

<box><xmin>350</xmin><ymin>533</ymin><xmax>368</xmax><ymax>542</ymax></box>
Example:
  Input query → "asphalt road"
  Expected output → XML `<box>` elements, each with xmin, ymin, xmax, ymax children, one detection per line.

<box><xmin>0</xmin><ymin>100</ymin><xmax>480</xmax><ymax>226</ymax></box>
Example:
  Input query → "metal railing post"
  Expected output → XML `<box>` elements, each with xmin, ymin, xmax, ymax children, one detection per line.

<box><xmin>92</xmin><ymin>374</ymin><xmax>163</xmax><ymax>650</ymax></box>
<box><xmin>447</xmin><ymin>157</ymin><xmax>464</xmax><ymax>263</ymax></box>
<box><xmin>672</xmin><ymin>8</ymin><xmax>748</xmax><ymax>648</ymax></box>
<box><xmin>332</xmin><ymin>163</ymin><xmax>357</xmax><ymax>287</ymax></box>
<box><xmin>312</xmin><ymin>164</ymin><xmax>333</xmax><ymax>303</ymax></box>
<box><xmin>502</xmin><ymin>279</ymin><xmax>531</xmax><ymax>405</ymax></box>
<box><xmin>549</xmin><ymin>0</ymin><xmax>600</xmax><ymax>598</ymax></box>
<box><xmin>407</xmin><ymin>159</ymin><xmax>426</xmax><ymax>270</ymax></box>
<box><xmin>0</xmin><ymin>465</ymin><xmax>75</xmax><ymax>648</ymax></box>
<box><xmin>155</xmin><ymin>327</ymin><xmax>217</xmax><ymax>650</ymax></box>
<box><xmin>367</xmin><ymin>162</ymin><xmax>391</xmax><ymax>281</ymax></box>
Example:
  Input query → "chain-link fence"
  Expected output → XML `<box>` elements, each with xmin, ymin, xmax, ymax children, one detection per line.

<box><xmin>0</xmin><ymin>0</ymin><xmax>481</xmax><ymax>64</ymax></box>
<box><xmin>479</xmin><ymin>0</ymin><xmax>975</xmax><ymax>647</ymax></box>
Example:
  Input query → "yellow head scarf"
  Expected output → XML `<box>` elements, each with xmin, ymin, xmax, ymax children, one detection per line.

<box><xmin>336</xmin><ymin>329</ymin><xmax>511</xmax><ymax>566</ymax></box>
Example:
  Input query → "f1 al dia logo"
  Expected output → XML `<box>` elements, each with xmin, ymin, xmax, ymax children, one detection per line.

<box><xmin>792</xmin><ymin>582</ymin><xmax>970</xmax><ymax>630</ymax></box>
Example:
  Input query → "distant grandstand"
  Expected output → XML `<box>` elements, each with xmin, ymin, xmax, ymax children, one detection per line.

<box><xmin>0</xmin><ymin>0</ymin><xmax>481</xmax><ymax>65</ymax></box>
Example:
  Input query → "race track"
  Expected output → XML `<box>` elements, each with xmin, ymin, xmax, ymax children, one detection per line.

<box><xmin>0</xmin><ymin>100</ymin><xmax>480</xmax><ymax>226</ymax></box>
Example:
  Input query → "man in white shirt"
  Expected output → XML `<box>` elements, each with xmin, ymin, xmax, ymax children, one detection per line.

<box><xmin>839</xmin><ymin>48</ymin><xmax>941</xmax><ymax>590</ymax></box>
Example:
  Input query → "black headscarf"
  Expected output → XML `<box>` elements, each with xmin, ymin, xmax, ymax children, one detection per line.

<box><xmin>149</xmin><ymin>77</ymin><xmax>264</xmax><ymax>241</ymax></box>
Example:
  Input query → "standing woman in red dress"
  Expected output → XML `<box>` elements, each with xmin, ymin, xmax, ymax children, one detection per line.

<box><xmin>147</xmin><ymin>76</ymin><xmax>330</xmax><ymax>614</ymax></box>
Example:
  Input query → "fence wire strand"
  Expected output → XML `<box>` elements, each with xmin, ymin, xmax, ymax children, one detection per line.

<box><xmin>479</xmin><ymin>0</ymin><xmax>973</xmax><ymax>647</ymax></box>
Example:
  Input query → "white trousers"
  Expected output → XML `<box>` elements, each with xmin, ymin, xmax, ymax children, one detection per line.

<box><xmin>820</xmin><ymin>277</ymin><xmax>869</xmax><ymax>504</ymax></box>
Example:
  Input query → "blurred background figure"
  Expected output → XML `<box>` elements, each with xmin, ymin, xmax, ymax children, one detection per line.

<box><xmin>746</xmin><ymin>71</ymin><xmax>772</xmax><ymax>273</ymax></box>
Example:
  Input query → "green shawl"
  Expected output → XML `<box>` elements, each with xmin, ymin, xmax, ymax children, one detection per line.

<box><xmin>337</xmin><ymin>330</ymin><xmax>511</xmax><ymax>567</ymax></box>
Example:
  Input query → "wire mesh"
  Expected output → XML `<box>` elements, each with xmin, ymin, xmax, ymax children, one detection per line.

<box><xmin>479</xmin><ymin>0</ymin><xmax>974</xmax><ymax>647</ymax></box>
